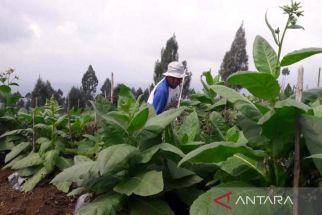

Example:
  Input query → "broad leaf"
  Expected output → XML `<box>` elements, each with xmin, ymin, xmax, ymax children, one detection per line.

<box><xmin>300</xmin><ymin>88</ymin><xmax>322</xmax><ymax>104</ymax></box>
<box><xmin>102</xmin><ymin>111</ymin><xmax>130</xmax><ymax>133</ymax></box>
<box><xmin>227</xmin><ymin>71</ymin><xmax>280</xmax><ymax>100</ymax></box>
<box><xmin>76</xmin><ymin>193</ymin><xmax>124</xmax><ymax>215</ymax></box>
<box><xmin>130</xmin><ymin>198</ymin><xmax>174</xmax><ymax>215</ymax></box>
<box><xmin>128</xmin><ymin>107</ymin><xmax>149</xmax><ymax>133</ymax></box>
<box><xmin>281</xmin><ymin>48</ymin><xmax>322</xmax><ymax>66</ymax></box>
<box><xmin>97</xmin><ymin>144</ymin><xmax>138</xmax><ymax>174</ymax></box>
<box><xmin>5</xmin><ymin>142</ymin><xmax>30</xmax><ymax>163</ymax></box>
<box><xmin>22</xmin><ymin>167</ymin><xmax>49</xmax><ymax>192</ymax></box>
<box><xmin>44</xmin><ymin>150</ymin><xmax>59</xmax><ymax>172</ymax></box>
<box><xmin>0</xmin><ymin>85</ymin><xmax>11</xmax><ymax>93</ymax></box>
<box><xmin>178</xmin><ymin>142</ymin><xmax>265</xmax><ymax>166</ymax></box>
<box><xmin>177</xmin><ymin>111</ymin><xmax>200</xmax><ymax>144</ymax></box>
<box><xmin>55</xmin><ymin>157</ymin><xmax>73</xmax><ymax>171</ymax></box>
<box><xmin>137</xmin><ymin>143</ymin><xmax>185</xmax><ymax>164</ymax></box>
<box><xmin>190</xmin><ymin>184</ymin><xmax>290</xmax><ymax>215</ymax></box>
<box><xmin>301</xmin><ymin>115</ymin><xmax>322</xmax><ymax>175</ymax></box>
<box><xmin>51</xmin><ymin>161</ymin><xmax>95</xmax><ymax>185</ymax></box>
<box><xmin>0</xmin><ymin>141</ymin><xmax>15</xmax><ymax>151</ymax></box>
<box><xmin>11</xmin><ymin>153</ymin><xmax>43</xmax><ymax>169</ymax></box>
<box><xmin>114</xmin><ymin>170</ymin><xmax>163</xmax><ymax>196</ymax></box>
<box><xmin>210</xmin><ymin>85</ymin><xmax>261</xmax><ymax>121</ymax></box>
<box><xmin>219</xmin><ymin>153</ymin><xmax>266</xmax><ymax>178</ymax></box>
<box><xmin>253</xmin><ymin>35</ymin><xmax>278</xmax><ymax>77</ymax></box>
<box><xmin>74</xmin><ymin>155</ymin><xmax>93</xmax><ymax>165</ymax></box>
<box><xmin>139</xmin><ymin>108</ymin><xmax>184</xmax><ymax>147</ymax></box>
<box><xmin>52</xmin><ymin>181</ymin><xmax>72</xmax><ymax>193</ymax></box>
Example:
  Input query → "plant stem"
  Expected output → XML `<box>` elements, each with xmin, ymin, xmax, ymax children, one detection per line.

<box><xmin>276</xmin><ymin>18</ymin><xmax>290</xmax><ymax>75</ymax></box>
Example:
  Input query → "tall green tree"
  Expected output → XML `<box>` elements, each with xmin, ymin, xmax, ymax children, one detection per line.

<box><xmin>67</xmin><ymin>86</ymin><xmax>86</xmax><ymax>110</ymax></box>
<box><xmin>182</xmin><ymin>60</ymin><xmax>192</xmax><ymax>98</ymax></box>
<box><xmin>219</xmin><ymin>23</ymin><xmax>248</xmax><ymax>82</ymax></box>
<box><xmin>81</xmin><ymin>65</ymin><xmax>98</xmax><ymax>103</ymax></box>
<box><xmin>100</xmin><ymin>78</ymin><xmax>111</xmax><ymax>99</ymax></box>
<box><xmin>153</xmin><ymin>34</ymin><xmax>179</xmax><ymax>84</ymax></box>
<box><xmin>31</xmin><ymin>78</ymin><xmax>59</xmax><ymax>107</ymax></box>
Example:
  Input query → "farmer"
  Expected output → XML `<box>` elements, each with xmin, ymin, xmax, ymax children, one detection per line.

<box><xmin>147</xmin><ymin>61</ymin><xmax>186</xmax><ymax>114</ymax></box>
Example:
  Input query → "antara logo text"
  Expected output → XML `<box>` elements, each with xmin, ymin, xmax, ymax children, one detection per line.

<box><xmin>213</xmin><ymin>192</ymin><xmax>293</xmax><ymax>210</ymax></box>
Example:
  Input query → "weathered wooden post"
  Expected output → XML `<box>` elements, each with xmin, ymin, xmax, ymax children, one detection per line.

<box><xmin>293</xmin><ymin>66</ymin><xmax>303</xmax><ymax>215</ymax></box>
<box><xmin>111</xmin><ymin>72</ymin><xmax>114</xmax><ymax>104</ymax></box>
<box><xmin>318</xmin><ymin>67</ymin><xmax>321</xmax><ymax>87</ymax></box>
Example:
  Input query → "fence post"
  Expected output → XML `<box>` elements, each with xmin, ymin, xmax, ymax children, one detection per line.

<box><xmin>111</xmin><ymin>72</ymin><xmax>114</xmax><ymax>104</ymax></box>
<box><xmin>293</xmin><ymin>66</ymin><xmax>303</xmax><ymax>215</ymax></box>
<box><xmin>318</xmin><ymin>67</ymin><xmax>321</xmax><ymax>87</ymax></box>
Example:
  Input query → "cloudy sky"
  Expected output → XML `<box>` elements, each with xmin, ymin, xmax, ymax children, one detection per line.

<box><xmin>1</xmin><ymin>0</ymin><xmax>321</xmax><ymax>95</ymax></box>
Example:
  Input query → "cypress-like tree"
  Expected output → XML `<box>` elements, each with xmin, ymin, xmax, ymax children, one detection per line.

<box><xmin>67</xmin><ymin>86</ymin><xmax>86</xmax><ymax>110</ymax></box>
<box><xmin>219</xmin><ymin>23</ymin><xmax>248</xmax><ymax>82</ymax></box>
<box><xmin>100</xmin><ymin>78</ymin><xmax>112</xmax><ymax>99</ymax></box>
<box><xmin>31</xmin><ymin>78</ymin><xmax>55</xmax><ymax>107</ymax></box>
<box><xmin>153</xmin><ymin>34</ymin><xmax>179</xmax><ymax>84</ymax></box>
<box><xmin>181</xmin><ymin>60</ymin><xmax>192</xmax><ymax>99</ymax></box>
<box><xmin>81</xmin><ymin>65</ymin><xmax>98</xmax><ymax>103</ymax></box>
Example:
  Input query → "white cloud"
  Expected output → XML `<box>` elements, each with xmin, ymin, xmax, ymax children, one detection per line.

<box><xmin>0</xmin><ymin>0</ymin><xmax>321</xmax><ymax>95</ymax></box>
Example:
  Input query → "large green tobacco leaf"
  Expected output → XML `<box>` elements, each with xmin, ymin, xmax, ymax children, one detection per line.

<box><xmin>167</xmin><ymin>159</ymin><xmax>194</xmax><ymax>179</ymax></box>
<box><xmin>177</xmin><ymin>111</ymin><xmax>200</xmax><ymax>144</ymax></box>
<box><xmin>76</xmin><ymin>193</ymin><xmax>124</xmax><ymax>215</ymax></box>
<box><xmin>11</xmin><ymin>152</ymin><xmax>43</xmax><ymax>169</ymax></box>
<box><xmin>301</xmin><ymin>115</ymin><xmax>322</xmax><ymax>175</ymax></box>
<box><xmin>210</xmin><ymin>85</ymin><xmax>261</xmax><ymax>121</ymax></box>
<box><xmin>117</xmin><ymin>84</ymin><xmax>137</xmax><ymax>113</ymax></box>
<box><xmin>5</xmin><ymin>142</ymin><xmax>30</xmax><ymax>163</ymax></box>
<box><xmin>101</xmin><ymin>111</ymin><xmax>130</xmax><ymax>134</ymax></box>
<box><xmin>130</xmin><ymin>198</ymin><xmax>174</xmax><ymax>215</ymax></box>
<box><xmin>258</xmin><ymin>99</ymin><xmax>310</xmax><ymax>158</ymax></box>
<box><xmin>43</xmin><ymin>150</ymin><xmax>59</xmax><ymax>172</ymax></box>
<box><xmin>137</xmin><ymin>143</ymin><xmax>185</xmax><ymax>164</ymax></box>
<box><xmin>83</xmin><ymin>171</ymin><xmax>126</xmax><ymax>194</ymax></box>
<box><xmin>227</xmin><ymin>71</ymin><xmax>280</xmax><ymax>100</ymax></box>
<box><xmin>128</xmin><ymin>107</ymin><xmax>149</xmax><ymax>133</ymax></box>
<box><xmin>300</xmin><ymin>88</ymin><xmax>322</xmax><ymax>104</ymax></box>
<box><xmin>97</xmin><ymin>144</ymin><xmax>138</xmax><ymax>174</ymax></box>
<box><xmin>0</xmin><ymin>85</ymin><xmax>11</xmax><ymax>93</ymax></box>
<box><xmin>55</xmin><ymin>156</ymin><xmax>73</xmax><ymax>171</ymax></box>
<box><xmin>138</xmin><ymin>108</ymin><xmax>184</xmax><ymax>148</ymax></box>
<box><xmin>253</xmin><ymin>35</ymin><xmax>278</xmax><ymax>77</ymax></box>
<box><xmin>281</xmin><ymin>48</ymin><xmax>322</xmax><ymax>67</ymax></box>
<box><xmin>190</xmin><ymin>183</ymin><xmax>290</xmax><ymax>215</ymax></box>
<box><xmin>219</xmin><ymin>153</ymin><xmax>266</xmax><ymax>178</ymax></box>
<box><xmin>178</xmin><ymin>142</ymin><xmax>265</xmax><ymax>166</ymax></box>
<box><xmin>22</xmin><ymin>167</ymin><xmax>49</xmax><ymax>192</ymax></box>
<box><xmin>51</xmin><ymin>161</ymin><xmax>95</xmax><ymax>185</ymax></box>
<box><xmin>114</xmin><ymin>170</ymin><xmax>163</xmax><ymax>196</ymax></box>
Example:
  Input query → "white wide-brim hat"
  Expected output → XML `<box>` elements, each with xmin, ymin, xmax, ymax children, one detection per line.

<box><xmin>163</xmin><ymin>61</ymin><xmax>188</xmax><ymax>78</ymax></box>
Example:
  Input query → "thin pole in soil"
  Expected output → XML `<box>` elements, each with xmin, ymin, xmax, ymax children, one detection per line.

<box><xmin>293</xmin><ymin>66</ymin><xmax>303</xmax><ymax>215</ymax></box>
<box><xmin>318</xmin><ymin>67</ymin><xmax>321</xmax><ymax>88</ymax></box>
<box><xmin>111</xmin><ymin>72</ymin><xmax>114</xmax><ymax>104</ymax></box>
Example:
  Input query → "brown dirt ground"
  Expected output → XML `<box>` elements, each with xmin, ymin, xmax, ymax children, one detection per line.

<box><xmin>0</xmin><ymin>168</ymin><xmax>76</xmax><ymax>215</ymax></box>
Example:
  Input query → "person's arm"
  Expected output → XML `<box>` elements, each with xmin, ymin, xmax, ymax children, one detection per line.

<box><xmin>152</xmin><ymin>88</ymin><xmax>168</xmax><ymax>114</ymax></box>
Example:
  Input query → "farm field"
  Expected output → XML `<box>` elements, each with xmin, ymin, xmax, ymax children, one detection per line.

<box><xmin>1</xmin><ymin>1</ymin><xmax>322</xmax><ymax>215</ymax></box>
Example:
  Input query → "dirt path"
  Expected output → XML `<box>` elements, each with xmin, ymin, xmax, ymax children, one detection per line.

<box><xmin>0</xmin><ymin>169</ymin><xmax>75</xmax><ymax>215</ymax></box>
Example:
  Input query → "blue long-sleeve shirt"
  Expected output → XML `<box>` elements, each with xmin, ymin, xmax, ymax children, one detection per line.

<box><xmin>152</xmin><ymin>79</ymin><xmax>169</xmax><ymax>114</ymax></box>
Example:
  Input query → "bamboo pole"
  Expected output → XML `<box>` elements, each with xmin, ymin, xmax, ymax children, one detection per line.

<box><xmin>293</xmin><ymin>66</ymin><xmax>303</xmax><ymax>215</ymax></box>
<box><xmin>111</xmin><ymin>72</ymin><xmax>114</xmax><ymax>104</ymax></box>
<box><xmin>318</xmin><ymin>67</ymin><xmax>321</xmax><ymax>87</ymax></box>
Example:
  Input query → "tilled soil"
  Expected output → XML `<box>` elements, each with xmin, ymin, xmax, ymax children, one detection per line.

<box><xmin>0</xmin><ymin>169</ymin><xmax>76</xmax><ymax>215</ymax></box>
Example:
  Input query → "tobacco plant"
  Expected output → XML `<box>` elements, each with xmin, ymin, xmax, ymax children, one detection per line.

<box><xmin>183</xmin><ymin>1</ymin><xmax>322</xmax><ymax>214</ymax></box>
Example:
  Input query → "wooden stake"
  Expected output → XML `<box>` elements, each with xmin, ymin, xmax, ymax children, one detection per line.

<box><xmin>111</xmin><ymin>72</ymin><xmax>114</xmax><ymax>104</ymax></box>
<box><xmin>293</xmin><ymin>66</ymin><xmax>303</xmax><ymax>215</ymax></box>
<box><xmin>318</xmin><ymin>67</ymin><xmax>321</xmax><ymax>87</ymax></box>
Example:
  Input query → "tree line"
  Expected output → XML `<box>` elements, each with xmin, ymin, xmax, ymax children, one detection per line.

<box><xmin>8</xmin><ymin>23</ymin><xmax>253</xmax><ymax>111</ymax></box>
